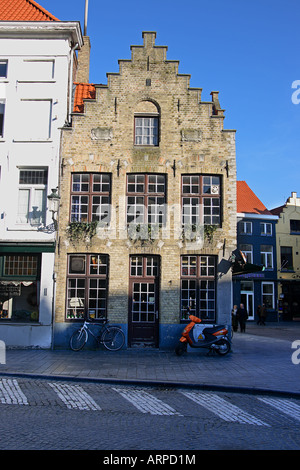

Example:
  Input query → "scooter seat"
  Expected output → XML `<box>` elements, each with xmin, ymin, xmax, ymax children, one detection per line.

<box><xmin>202</xmin><ymin>325</ymin><xmax>226</xmax><ymax>334</ymax></box>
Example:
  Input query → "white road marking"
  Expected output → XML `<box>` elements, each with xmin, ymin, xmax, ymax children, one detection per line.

<box><xmin>49</xmin><ymin>383</ymin><xmax>101</xmax><ymax>411</ymax></box>
<box><xmin>181</xmin><ymin>391</ymin><xmax>269</xmax><ymax>426</ymax></box>
<box><xmin>257</xmin><ymin>396</ymin><xmax>300</xmax><ymax>421</ymax></box>
<box><xmin>0</xmin><ymin>378</ymin><xmax>28</xmax><ymax>405</ymax></box>
<box><xmin>113</xmin><ymin>387</ymin><xmax>182</xmax><ymax>416</ymax></box>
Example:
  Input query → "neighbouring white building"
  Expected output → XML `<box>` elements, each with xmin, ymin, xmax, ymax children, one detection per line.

<box><xmin>0</xmin><ymin>0</ymin><xmax>83</xmax><ymax>347</ymax></box>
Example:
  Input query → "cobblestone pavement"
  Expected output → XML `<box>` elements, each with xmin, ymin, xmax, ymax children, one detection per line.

<box><xmin>0</xmin><ymin>322</ymin><xmax>300</xmax><ymax>395</ymax></box>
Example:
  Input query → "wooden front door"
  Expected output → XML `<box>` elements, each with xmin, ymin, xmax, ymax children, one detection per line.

<box><xmin>129</xmin><ymin>256</ymin><xmax>159</xmax><ymax>347</ymax></box>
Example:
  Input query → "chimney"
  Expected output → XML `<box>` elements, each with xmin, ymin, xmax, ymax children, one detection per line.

<box><xmin>76</xmin><ymin>36</ymin><xmax>91</xmax><ymax>83</ymax></box>
<box><xmin>76</xmin><ymin>1</ymin><xmax>90</xmax><ymax>83</ymax></box>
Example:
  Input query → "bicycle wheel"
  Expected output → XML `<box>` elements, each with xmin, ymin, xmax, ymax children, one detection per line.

<box><xmin>102</xmin><ymin>327</ymin><xmax>125</xmax><ymax>351</ymax></box>
<box><xmin>70</xmin><ymin>328</ymin><xmax>88</xmax><ymax>351</ymax></box>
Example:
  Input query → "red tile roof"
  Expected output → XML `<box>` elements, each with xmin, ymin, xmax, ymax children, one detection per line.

<box><xmin>73</xmin><ymin>83</ymin><xmax>96</xmax><ymax>113</ymax></box>
<box><xmin>0</xmin><ymin>0</ymin><xmax>59</xmax><ymax>21</ymax></box>
<box><xmin>237</xmin><ymin>181</ymin><xmax>272</xmax><ymax>215</ymax></box>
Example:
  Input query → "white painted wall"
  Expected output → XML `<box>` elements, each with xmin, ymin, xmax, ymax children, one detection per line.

<box><xmin>0</xmin><ymin>23</ymin><xmax>82</xmax><ymax>347</ymax></box>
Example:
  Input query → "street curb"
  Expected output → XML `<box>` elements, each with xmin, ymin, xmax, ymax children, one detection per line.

<box><xmin>1</xmin><ymin>370</ymin><xmax>300</xmax><ymax>399</ymax></box>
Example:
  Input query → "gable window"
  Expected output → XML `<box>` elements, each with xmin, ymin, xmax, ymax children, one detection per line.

<box><xmin>135</xmin><ymin>116</ymin><xmax>158</xmax><ymax>146</ymax></box>
<box><xmin>182</xmin><ymin>175</ymin><xmax>221</xmax><ymax>226</ymax></box>
<box><xmin>16</xmin><ymin>169</ymin><xmax>47</xmax><ymax>226</ymax></box>
<box><xmin>134</xmin><ymin>100</ymin><xmax>160</xmax><ymax>146</ymax></box>
<box><xmin>181</xmin><ymin>255</ymin><xmax>216</xmax><ymax>321</ymax></box>
<box><xmin>70</xmin><ymin>173</ymin><xmax>111</xmax><ymax>224</ymax></box>
<box><xmin>126</xmin><ymin>174</ymin><xmax>166</xmax><ymax>227</ymax></box>
<box><xmin>66</xmin><ymin>254</ymin><xmax>109</xmax><ymax>320</ymax></box>
<box><xmin>290</xmin><ymin>219</ymin><xmax>300</xmax><ymax>234</ymax></box>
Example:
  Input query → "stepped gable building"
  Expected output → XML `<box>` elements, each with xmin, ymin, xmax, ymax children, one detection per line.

<box><xmin>271</xmin><ymin>192</ymin><xmax>300</xmax><ymax>320</ymax></box>
<box><xmin>0</xmin><ymin>0</ymin><xmax>83</xmax><ymax>347</ymax></box>
<box><xmin>54</xmin><ymin>31</ymin><xmax>237</xmax><ymax>349</ymax></box>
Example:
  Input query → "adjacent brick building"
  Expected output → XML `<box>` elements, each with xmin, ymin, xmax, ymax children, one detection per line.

<box><xmin>54</xmin><ymin>32</ymin><xmax>237</xmax><ymax>349</ymax></box>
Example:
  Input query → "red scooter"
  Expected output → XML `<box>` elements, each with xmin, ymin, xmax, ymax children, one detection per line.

<box><xmin>175</xmin><ymin>315</ymin><xmax>231</xmax><ymax>356</ymax></box>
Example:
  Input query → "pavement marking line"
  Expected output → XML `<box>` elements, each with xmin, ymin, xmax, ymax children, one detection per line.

<box><xmin>112</xmin><ymin>387</ymin><xmax>182</xmax><ymax>416</ymax></box>
<box><xmin>180</xmin><ymin>391</ymin><xmax>269</xmax><ymax>426</ymax></box>
<box><xmin>49</xmin><ymin>383</ymin><xmax>101</xmax><ymax>411</ymax></box>
<box><xmin>0</xmin><ymin>378</ymin><xmax>28</xmax><ymax>405</ymax></box>
<box><xmin>257</xmin><ymin>396</ymin><xmax>300</xmax><ymax>422</ymax></box>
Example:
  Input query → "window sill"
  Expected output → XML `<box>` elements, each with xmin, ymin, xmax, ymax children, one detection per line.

<box><xmin>0</xmin><ymin>320</ymin><xmax>41</xmax><ymax>325</ymax></box>
<box><xmin>7</xmin><ymin>226</ymin><xmax>46</xmax><ymax>231</ymax></box>
<box><xmin>13</xmin><ymin>139</ymin><xmax>53</xmax><ymax>143</ymax></box>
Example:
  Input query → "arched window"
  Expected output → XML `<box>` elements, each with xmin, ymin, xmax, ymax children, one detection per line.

<box><xmin>134</xmin><ymin>100</ymin><xmax>160</xmax><ymax>146</ymax></box>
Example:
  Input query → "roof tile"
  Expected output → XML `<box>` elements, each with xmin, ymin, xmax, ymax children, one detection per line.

<box><xmin>73</xmin><ymin>83</ymin><xmax>96</xmax><ymax>113</ymax></box>
<box><xmin>0</xmin><ymin>0</ymin><xmax>59</xmax><ymax>21</ymax></box>
<box><xmin>237</xmin><ymin>181</ymin><xmax>272</xmax><ymax>215</ymax></box>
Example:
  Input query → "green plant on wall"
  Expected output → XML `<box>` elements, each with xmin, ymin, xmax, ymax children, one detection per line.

<box><xmin>181</xmin><ymin>223</ymin><xmax>217</xmax><ymax>243</ymax></box>
<box><xmin>127</xmin><ymin>223</ymin><xmax>159</xmax><ymax>244</ymax></box>
<box><xmin>66</xmin><ymin>221</ymin><xmax>98</xmax><ymax>243</ymax></box>
<box><xmin>204</xmin><ymin>224</ymin><xmax>217</xmax><ymax>242</ymax></box>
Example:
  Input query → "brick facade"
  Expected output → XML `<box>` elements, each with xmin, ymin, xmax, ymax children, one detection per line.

<box><xmin>54</xmin><ymin>32</ymin><xmax>237</xmax><ymax>348</ymax></box>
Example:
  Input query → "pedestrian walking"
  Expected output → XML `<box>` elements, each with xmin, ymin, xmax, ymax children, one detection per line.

<box><xmin>231</xmin><ymin>305</ymin><xmax>238</xmax><ymax>332</ymax></box>
<box><xmin>237</xmin><ymin>303</ymin><xmax>248</xmax><ymax>333</ymax></box>
<box><xmin>260</xmin><ymin>304</ymin><xmax>267</xmax><ymax>325</ymax></box>
<box><xmin>256</xmin><ymin>305</ymin><xmax>262</xmax><ymax>325</ymax></box>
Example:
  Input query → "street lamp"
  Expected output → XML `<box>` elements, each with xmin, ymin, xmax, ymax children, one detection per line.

<box><xmin>47</xmin><ymin>188</ymin><xmax>60</xmax><ymax>230</ymax></box>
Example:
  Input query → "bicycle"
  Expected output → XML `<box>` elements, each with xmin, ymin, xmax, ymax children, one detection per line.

<box><xmin>69</xmin><ymin>319</ymin><xmax>125</xmax><ymax>352</ymax></box>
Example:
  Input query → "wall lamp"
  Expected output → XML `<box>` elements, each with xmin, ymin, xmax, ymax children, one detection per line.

<box><xmin>47</xmin><ymin>188</ymin><xmax>60</xmax><ymax>230</ymax></box>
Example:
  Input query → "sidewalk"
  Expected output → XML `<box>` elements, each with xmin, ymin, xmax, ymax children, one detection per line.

<box><xmin>0</xmin><ymin>322</ymin><xmax>300</xmax><ymax>396</ymax></box>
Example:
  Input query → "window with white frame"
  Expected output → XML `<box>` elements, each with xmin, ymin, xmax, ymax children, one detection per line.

<box><xmin>240</xmin><ymin>244</ymin><xmax>253</xmax><ymax>264</ymax></box>
<box><xmin>262</xmin><ymin>282</ymin><xmax>274</xmax><ymax>309</ymax></box>
<box><xmin>134</xmin><ymin>116</ymin><xmax>158</xmax><ymax>146</ymax></box>
<box><xmin>0</xmin><ymin>100</ymin><xmax>5</xmax><ymax>137</ymax></box>
<box><xmin>260</xmin><ymin>245</ymin><xmax>273</xmax><ymax>269</ymax></box>
<box><xmin>260</xmin><ymin>222</ymin><xmax>272</xmax><ymax>236</ymax></box>
<box><xmin>240</xmin><ymin>221</ymin><xmax>252</xmax><ymax>234</ymax></box>
<box><xmin>16</xmin><ymin>169</ymin><xmax>48</xmax><ymax>226</ymax></box>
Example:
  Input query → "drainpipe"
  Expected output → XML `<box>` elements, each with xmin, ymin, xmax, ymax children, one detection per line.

<box><xmin>68</xmin><ymin>42</ymin><xmax>79</xmax><ymax>124</ymax></box>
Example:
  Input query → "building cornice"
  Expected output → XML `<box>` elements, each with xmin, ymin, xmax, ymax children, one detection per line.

<box><xmin>0</xmin><ymin>21</ymin><xmax>83</xmax><ymax>46</ymax></box>
<box><xmin>237</xmin><ymin>212</ymin><xmax>278</xmax><ymax>221</ymax></box>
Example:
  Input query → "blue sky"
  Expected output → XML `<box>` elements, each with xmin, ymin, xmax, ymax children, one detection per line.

<box><xmin>41</xmin><ymin>0</ymin><xmax>300</xmax><ymax>210</ymax></box>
